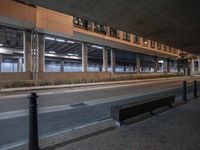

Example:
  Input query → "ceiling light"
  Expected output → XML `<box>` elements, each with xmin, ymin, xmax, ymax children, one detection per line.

<box><xmin>45</xmin><ymin>37</ymin><xmax>55</xmax><ymax>41</ymax></box>
<box><xmin>74</xmin><ymin>54</ymin><xmax>79</xmax><ymax>57</ymax></box>
<box><xmin>56</xmin><ymin>39</ymin><xmax>65</xmax><ymax>42</ymax></box>
<box><xmin>91</xmin><ymin>45</ymin><xmax>103</xmax><ymax>49</ymax></box>
<box><xmin>144</xmin><ymin>41</ymin><xmax>148</xmax><ymax>44</ymax></box>
<box><xmin>0</xmin><ymin>44</ymin><xmax>3</xmax><ymax>47</ymax></box>
<box><xmin>67</xmin><ymin>53</ymin><xmax>74</xmax><ymax>56</ymax></box>
<box><xmin>66</xmin><ymin>40</ymin><xmax>75</xmax><ymax>44</ymax></box>
<box><xmin>158</xmin><ymin>60</ymin><xmax>164</xmax><ymax>63</ymax></box>
<box><xmin>49</xmin><ymin>51</ymin><xmax>56</xmax><ymax>54</ymax></box>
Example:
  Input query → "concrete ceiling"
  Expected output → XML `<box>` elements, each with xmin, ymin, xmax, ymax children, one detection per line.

<box><xmin>19</xmin><ymin>0</ymin><xmax>200</xmax><ymax>54</ymax></box>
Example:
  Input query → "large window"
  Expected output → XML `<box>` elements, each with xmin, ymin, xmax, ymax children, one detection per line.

<box><xmin>110</xmin><ymin>28</ymin><xmax>120</xmax><ymax>38</ymax></box>
<box><xmin>157</xmin><ymin>43</ymin><xmax>161</xmax><ymax>50</ymax></box>
<box><xmin>134</xmin><ymin>35</ymin><xmax>140</xmax><ymax>44</ymax></box>
<box><xmin>151</xmin><ymin>41</ymin><xmax>155</xmax><ymax>48</ymax></box>
<box><xmin>123</xmin><ymin>32</ymin><xmax>131</xmax><ymax>41</ymax></box>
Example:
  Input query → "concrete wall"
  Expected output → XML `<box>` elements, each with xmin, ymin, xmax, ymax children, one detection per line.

<box><xmin>0</xmin><ymin>72</ymin><xmax>32</xmax><ymax>80</ymax></box>
<box><xmin>0</xmin><ymin>0</ymin><xmax>36</xmax><ymax>28</ymax></box>
<box><xmin>0</xmin><ymin>72</ymin><xmax>180</xmax><ymax>82</ymax></box>
<box><xmin>37</xmin><ymin>72</ymin><xmax>111</xmax><ymax>81</ymax></box>
<box><xmin>36</xmin><ymin>7</ymin><xmax>73</xmax><ymax>36</ymax></box>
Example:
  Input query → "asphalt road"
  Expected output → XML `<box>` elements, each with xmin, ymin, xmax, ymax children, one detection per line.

<box><xmin>0</xmin><ymin>76</ymin><xmax>199</xmax><ymax>148</ymax></box>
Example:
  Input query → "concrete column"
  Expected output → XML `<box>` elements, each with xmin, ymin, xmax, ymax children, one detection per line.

<box><xmin>124</xmin><ymin>65</ymin><xmax>126</xmax><ymax>72</ymax></box>
<box><xmin>136</xmin><ymin>54</ymin><xmax>140</xmax><ymax>74</ymax></box>
<box><xmin>154</xmin><ymin>57</ymin><xmax>158</xmax><ymax>73</ymax></box>
<box><xmin>23</xmin><ymin>31</ymin><xmax>32</xmax><ymax>72</ymax></box>
<box><xmin>167</xmin><ymin>59</ymin><xmax>171</xmax><ymax>73</ymax></box>
<box><xmin>17</xmin><ymin>58</ymin><xmax>23</xmax><ymax>72</ymax></box>
<box><xmin>82</xmin><ymin>43</ymin><xmax>88</xmax><ymax>72</ymax></box>
<box><xmin>191</xmin><ymin>59</ymin><xmax>195</xmax><ymax>73</ymax></box>
<box><xmin>60</xmin><ymin>60</ymin><xmax>64</xmax><ymax>72</ymax></box>
<box><xmin>0</xmin><ymin>54</ymin><xmax>2</xmax><ymax>72</ymax></box>
<box><xmin>102</xmin><ymin>47</ymin><xmax>108</xmax><ymax>72</ymax></box>
<box><xmin>38</xmin><ymin>34</ymin><xmax>45</xmax><ymax>72</ymax></box>
<box><xmin>110</xmin><ymin>49</ymin><xmax>116</xmax><ymax>74</ymax></box>
<box><xmin>177</xmin><ymin>59</ymin><xmax>181</xmax><ymax>73</ymax></box>
<box><xmin>198</xmin><ymin>57</ymin><xmax>200</xmax><ymax>72</ymax></box>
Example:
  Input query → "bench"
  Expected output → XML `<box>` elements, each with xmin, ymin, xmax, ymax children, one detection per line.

<box><xmin>111</xmin><ymin>95</ymin><xmax>175</xmax><ymax>125</ymax></box>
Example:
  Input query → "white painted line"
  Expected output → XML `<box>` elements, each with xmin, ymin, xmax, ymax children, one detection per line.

<box><xmin>0</xmin><ymin>104</ymin><xmax>73</xmax><ymax>120</ymax></box>
<box><xmin>0</xmin><ymin>140</ymin><xmax>27</xmax><ymax>150</ymax></box>
<box><xmin>0</xmin><ymin>118</ymin><xmax>114</xmax><ymax>150</ymax></box>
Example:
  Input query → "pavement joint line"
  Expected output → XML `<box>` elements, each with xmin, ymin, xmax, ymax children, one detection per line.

<box><xmin>0</xmin><ymin>78</ymin><xmax>191</xmax><ymax>100</ymax></box>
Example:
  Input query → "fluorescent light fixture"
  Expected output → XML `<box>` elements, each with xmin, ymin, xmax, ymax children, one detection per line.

<box><xmin>0</xmin><ymin>44</ymin><xmax>3</xmax><ymax>47</ymax></box>
<box><xmin>49</xmin><ymin>51</ymin><xmax>56</xmax><ymax>54</ymax></box>
<box><xmin>74</xmin><ymin>54</ymin><xmax>79</xmax><ymax>57</ymax></box>
<box><xmin>91</xmin><ymin>45</ymin><xmax>103</xmax><ymax>49</ymax></box>
<box><xmin>67</xmin><ymin>53</ymin><xmax>74</xmax><ymax>56</ymax></box>
<box><xmin>66</xmin><ymin>40</ymin><xmax>75</xmax><ymax>44</ymax></box>
<box><xmin>45</xmin><ymin>37</ymin><xmax>55</xmax><ymax>41</ymax></box>
<box><xmin>158</xmin><ymin>60</ymin><xmax>164</xmax><ymax>63</ymax></box>
<box><xmin>56</xmin><ymin>39</ymin><xmax>65</xmax><ymax>42</ymax></box>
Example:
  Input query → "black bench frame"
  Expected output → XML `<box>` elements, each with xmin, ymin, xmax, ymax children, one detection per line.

<box><xmin>111</xmin><ymin>95</ymin><xmax>175</xmax><ymax>125</ymax></box>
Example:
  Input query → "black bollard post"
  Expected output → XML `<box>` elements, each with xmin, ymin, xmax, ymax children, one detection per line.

<box><xmin>28</xmin><ymin>92</ymin><xmax>39</xmax><ymax>150</ymax></box>
<box><xmin>194</xmin><ymin>80</ymin><xmax>198</xmax><ymax>98</ymax></box>
<box><xmin>183</xmin><ymin>81</ymin><xmax>187</xmax><ymax>102</ymax></box>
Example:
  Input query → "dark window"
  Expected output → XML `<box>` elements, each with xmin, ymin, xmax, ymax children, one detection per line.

<box><xmin>157</xmin><ymin>43</ymin><xmax>161</xmax><ymax>50</ymax></box>
<box><xmin>123</xmin><ymin>32</ymin><xmax>131</xmax><ymax>41</ymax></box>
<box><xmin>151</xmin><ymin>41</ymin><xmax>155</xmax><ymax>48</ymax></box>
<box><xmin>110</xmin><ymin>28</ymin><xmax>120</xmax><ymax>38</ymax></box>
<box><xmin>163</xmin><ymin>45</ymin><xmax>167</xmax><ymax>51</ymax></box>
<box><xmin>134</xmin><ymin>35</ymin><xmax>140</xmax><ymax>44</ymax></box>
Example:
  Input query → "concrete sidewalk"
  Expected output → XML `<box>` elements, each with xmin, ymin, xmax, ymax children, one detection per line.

<box><xmin>46</xmin><ymin>98</ymin><xmax>200</xmax><ymax>150</ymax></box>
<box><xmin>7</xmin><ymin>97</ymin><xmax>200</xmax><ymax>150</ymax></box>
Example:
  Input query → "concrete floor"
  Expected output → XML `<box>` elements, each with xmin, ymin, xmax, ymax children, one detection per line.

<box><xmin>54</xmin><ymin>98</ymin><xmax>200</xmax><ymax>150</ymax></box>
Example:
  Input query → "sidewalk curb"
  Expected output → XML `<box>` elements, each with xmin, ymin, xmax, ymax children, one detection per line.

<box><xmin>0</xmin><ymin>76</ymin><xmax>191</xmax><ymax>94</ymax></box>
<box><xmin>3</xmin><ymin>118</ymin><xmax>116</xmax><ymax>150</ymax></box>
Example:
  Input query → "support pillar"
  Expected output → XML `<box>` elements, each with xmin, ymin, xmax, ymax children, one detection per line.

<box><xmin>17</xmin><ymin>58</ymin><xmax>23</xmax><ymax>72</ymax></box>
<box><xmin>154</xmin><ymin>57</ymin><xmax>158</xmax><ymax>73</ymax></box>
<box><xmin>0</xmin><ymin>54</ymin><xmax>2</xmax><ymax>72</ymax></box>
<box><xmin>136</xmin><ymin>54</ymin><xmax>140</xmax><ymax>74</ymax></box>
<box><xmin>23</xmin><ymin>31</ymin><xmax>32</xmax><ymax>73</ymax></box>
<box><xmin>167</xmin><ymin>59</ymin><xmax>171</xmax><ymax>73</ymax></box>
<box><xmin>82</xmin><ymin>43</ymin><xmax>88</xmax><ymax>72</ymax></box>
<box><xmin>111</xmin><ymin>49</ymin><xmax>116</xmax><ymax>74</ymax></box>
<box><xmin>124</xmin><ymin>65</ymin><xmax>126</xmax><ymax>72</ymax></box>
<box><xmin>102</xmin><ymin>47</ymin><xmax>108</xmax><ymax>72</ymax></box>
<box><xmin>38</xmin><ymin>34</ymin><xmax>45</xmax><ymax>72</ymax></box>
<box><xmin>191</xmin><ymin>59</ymin><xmax>195</xmax><ymax>74</ymax></box>
<box><xmin>60</xmin><ymin>60</ymin><xmax>64</xmax><ymax>72</ymax></box>
<box><xmin>198</xmin><ymin>57</ymin><xmax>200</xmax><ymax>72</ymax></box>
<box><xmin>177</xmin><ymin>59</ymin><xmax>181</xmax><ymax>73</ymax></box>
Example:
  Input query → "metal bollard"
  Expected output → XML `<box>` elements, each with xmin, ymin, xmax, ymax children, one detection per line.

<box><xmin>183</xmin><ymin>81</ymin><xmax>187</xmax><ymax>101</ymax></box>
<box><xmin>28</xmin><ymin>92</ymin><xmax>39</xmax><ymax>150</ymax></box>
<box><xmin>194</xmin><ymin>80</ymin><xmax>198</xmax><ymax>98</ymax></box>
